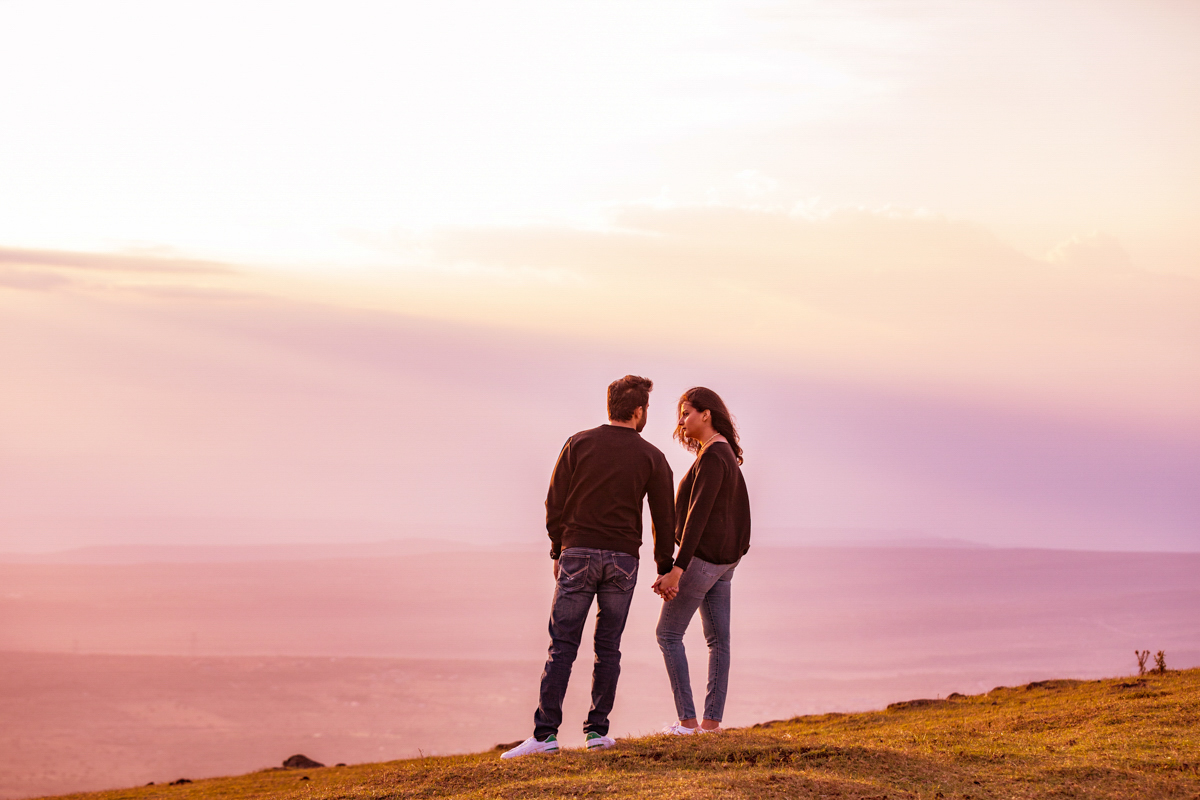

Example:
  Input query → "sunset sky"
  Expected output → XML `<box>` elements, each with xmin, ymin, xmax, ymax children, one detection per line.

<box><xmin>1</xmin><ymin>0</ymin><xmax>1197</xmax><ymax>552</ymax></box>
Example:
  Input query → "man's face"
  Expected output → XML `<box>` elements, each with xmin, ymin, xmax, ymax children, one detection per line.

<box><xmin>635</xmin><ymin>403</ymin><xmax>648</xmax><ymax>433</ymax></box>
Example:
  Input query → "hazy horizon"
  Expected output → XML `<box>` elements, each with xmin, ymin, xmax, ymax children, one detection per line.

<box><xmin>4</xmin><ymin>534</ymin><xmax>1200</xmax><ymax>559</ymax></box>
<box><xmin>3</xmin><ymin>294</ymin><xmax>1196</xmax><ymax>553</ymax></box>
<box><xmin>3</xmin><ymin>545</ymin><xmax>1198</xmax><ymax>798</ymax></box>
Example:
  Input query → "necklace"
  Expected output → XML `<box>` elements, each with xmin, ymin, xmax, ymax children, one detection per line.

<box><xmin>700</xmin><ymin>433</ymin><xmax>721</xmax><ymax>451</ymax></box>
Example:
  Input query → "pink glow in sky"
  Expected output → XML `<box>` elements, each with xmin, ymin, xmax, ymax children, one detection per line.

<box><xmin>1</xmin><ymin>0</ymin><xmax>1197</xmax><ymax>553</ymax></box>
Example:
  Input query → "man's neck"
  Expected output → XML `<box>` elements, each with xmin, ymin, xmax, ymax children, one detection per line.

<box><xmin>608</xmin><ymin>418</ymin><xmax>638</xmax><ymax>430</ymax></box>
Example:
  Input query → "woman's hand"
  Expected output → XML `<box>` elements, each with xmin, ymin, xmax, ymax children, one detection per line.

<box><xmin>653</xmin><ymin>567</ymin><xmax>684</xmax><ymax>601</ymax></box>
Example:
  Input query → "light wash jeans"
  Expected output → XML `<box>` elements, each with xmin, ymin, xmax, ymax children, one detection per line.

<box><xmin>655</xmin><ymin>556</ymin><xmax>738</xmax><ymax>723</ymax></box>
<box><xmin>533</xmin><ymin>547</ymin><xmax>639</xmax><ymax>740</ymax></box>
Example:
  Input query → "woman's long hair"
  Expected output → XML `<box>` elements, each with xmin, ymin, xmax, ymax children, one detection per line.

<box><xmin>673</xmin><ymin>387</ymin><xmax>743</xmax><ymax>465</ymax></box>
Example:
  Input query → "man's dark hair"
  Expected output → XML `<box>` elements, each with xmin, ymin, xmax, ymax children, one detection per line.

<box><xmin>608</xmin><ymin>375</ymin><xmax>653</xmax><ymax>422</ymax></box>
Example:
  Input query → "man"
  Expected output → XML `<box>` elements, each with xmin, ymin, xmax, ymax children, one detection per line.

<box><xmin>502</xmin><ymin>375</ymin><xmax>676</xmax><ymax>757</ymax></box>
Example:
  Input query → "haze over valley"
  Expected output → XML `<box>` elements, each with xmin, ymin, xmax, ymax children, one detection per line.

<box><xmin>2</xmin><ymin>544</ymin><xmax>1197</xmax><ymax>798</ymax></box>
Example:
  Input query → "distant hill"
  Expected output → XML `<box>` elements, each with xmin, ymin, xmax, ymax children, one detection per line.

<box><xmin>50</xmin><ymin>669</ymin><xmax>1200</xmax><ymax>800</ymax></box>
<box><xmin>0</xmin><ymin>538</ymin><xmax>536</xmax><ymax>564</ymax></box>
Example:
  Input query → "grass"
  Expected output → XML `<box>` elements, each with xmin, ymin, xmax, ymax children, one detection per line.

<box><xmin>43</xmin><ymin>669</ymin><xmax>1200</xmax><ymax>799</ymax></box>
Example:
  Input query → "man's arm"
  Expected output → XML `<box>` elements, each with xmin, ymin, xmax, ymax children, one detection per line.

<box><xmin>647</xmin><ymin>454</ymin><xmax>676</xmax><ymax>576</ymax></box>
<box><xmin>544</xmin><ymin>437</ymin><xmax>575</xmax><ymax>562</ymax></box>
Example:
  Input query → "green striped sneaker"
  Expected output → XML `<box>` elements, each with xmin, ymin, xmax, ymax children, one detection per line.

<box><xmin>501</xmin><ymin>735</ymin><xmax>559</xmax><ymax>758</ymax></box>
<box><xmin>584</xmin><ymin>732</ymin><xmax>616</xmax><ymax>751</ymax></box>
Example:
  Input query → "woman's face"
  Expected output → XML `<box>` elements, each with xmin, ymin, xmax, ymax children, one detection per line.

<box><xmin>677</xmin><ymin>401</ymin><xmax>710</xmax><ymax>442</ymax></box>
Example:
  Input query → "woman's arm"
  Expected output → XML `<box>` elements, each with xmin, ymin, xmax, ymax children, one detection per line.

<box><xmin>672</xmin><ymin>451</ymin><xmax>727</xmax><ymax>572</ymax></box>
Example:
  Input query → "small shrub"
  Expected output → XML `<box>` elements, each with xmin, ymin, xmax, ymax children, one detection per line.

<box><xmin>1136</xmin><ymin>650</ymin><xmax>1151</xmax><ymax>675</ymax></box>
<box><xmin>1154</xmin><ymin>651</ymin><xmax>1167</xmax><ymax>674</ymax></box>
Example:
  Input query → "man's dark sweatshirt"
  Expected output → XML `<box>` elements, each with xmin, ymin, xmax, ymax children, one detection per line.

<box><xmin>546</xmin><ymin>424</ymin><xmax>676</xmax><ymax>574</ymax></box>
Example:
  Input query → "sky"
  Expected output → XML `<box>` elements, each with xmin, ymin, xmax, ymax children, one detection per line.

<box><xmin>1</xmin><ymin>0</ymin><xmax>1197</xmax><ymax>552</ymax></box>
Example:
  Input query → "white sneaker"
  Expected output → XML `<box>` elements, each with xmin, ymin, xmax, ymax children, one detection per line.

<box><xmin>695</xmin><ymin>725</ymin><xmax>722</xmax><ymax>734</ymax></box>
<box><xmin>501</xmin><ymin>735</ymin><xmax>560</xmax><ymax>759</ymax></box>
<box><xmin>661</xmin><ymin>723</ymin><xmax>697</xmax><ymax>735</ymax></box>
<box><xmin>584</xmin><ymin>732</ymin><xmax>616</xmax><ymax>751</ymax></box>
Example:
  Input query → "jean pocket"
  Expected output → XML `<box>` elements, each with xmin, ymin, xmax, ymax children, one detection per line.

<box><xmin>611</xmin><ymin>553</ymin><xmax>639</xmax><ymax>581</ymax></box>
<box><xmin>559</xmin><ymin>554</ymin><xmax>590</xmax><ymax>582</ymax></box>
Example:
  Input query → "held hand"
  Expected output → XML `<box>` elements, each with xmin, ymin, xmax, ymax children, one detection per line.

<box><xmin>553</xmin><ymin>559</ymin><xmax>560</xmax><ymax>580</ymax></box>
<box><xmin>655</xmin><ymin>567</ymin><xmax>683</xmax><ymax>600</ymax></box>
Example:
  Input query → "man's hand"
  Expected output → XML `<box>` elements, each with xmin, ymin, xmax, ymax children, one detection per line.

<box><xmin>553</xmin><ymin>558</ymin><xmax>560</xmax><ymax>580</ymax></box>
<box><xmin>653</xmin><ymin>566</ymin><xmax>683</xmax><ymax>601</ymax></box>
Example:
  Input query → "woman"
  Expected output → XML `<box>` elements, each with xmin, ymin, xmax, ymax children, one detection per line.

<box><xmin>653</xmin><ymin>387</ymin><xmax>751</xmax><ymax>734</ymax></box>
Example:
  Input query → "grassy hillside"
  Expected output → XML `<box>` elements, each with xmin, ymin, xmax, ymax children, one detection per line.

<box><xmin>44</xmin><ymin>669</ymin><xmax>1199</xmax><ymax>799</ymax></box>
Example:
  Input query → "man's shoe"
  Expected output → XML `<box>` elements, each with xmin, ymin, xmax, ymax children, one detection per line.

<box><xmin>501</xmin><ymin>735</ymin><xmax>560</xmax><ymax>758</ymax></box>
<box><xmin>661</xmin><ymin>723</ymin><xmax>697</xmax><ymax>735</ymax></box>
<box><xmin>584</xmin><ymin>732</ymin><xmax>616</xmax><ymax>751</ymax></box>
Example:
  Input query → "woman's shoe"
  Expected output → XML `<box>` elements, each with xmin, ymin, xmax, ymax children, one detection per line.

<box><xmin>696</xmin><ymin>725</ymin><xmax>722</xmax><ymax>734</ymax></box>
<box><xmin>661</xmin><ymin>723</ymin><xmax>697</xmax><ymax>735</ymax></box>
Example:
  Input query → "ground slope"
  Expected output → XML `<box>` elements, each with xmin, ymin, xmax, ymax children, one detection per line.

<box><xmin>42</xmin><ymin>669</ymin><xmax>1200</xmax><ymax>800</ymax></box>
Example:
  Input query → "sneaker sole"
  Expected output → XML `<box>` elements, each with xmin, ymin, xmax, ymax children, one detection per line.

<box><xmin>501</xmin><ymin>749</ymin><xmax>559</xmax><ymax>759</ymax></box>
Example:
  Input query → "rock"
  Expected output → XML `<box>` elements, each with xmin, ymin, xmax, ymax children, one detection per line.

<box><xmin>886</xmin><ymin>698</ymin><xmax>942</xmax><ymax>711</ymax></box>
<box><xmin>300</xmin><ymin>776</ymin><xmax>310</xmax><ymax>781</ymax></box>
<box><xmin>494</xmin><ymin>740</ymin><xmax>525</xmax><ymax>751</ymax></box>
<box><xmin>169</xmin><ymin>778</ymin><xmax>192</xmax><ymax>785</ymax></box>
<box><xmin>283</xmin><ymin>754</ymin><xmax>325</xmax><ymax>769</ymax></box>
<box><xmin>1024</xmin><ymin>679</ymin><xmax>1084</xmax><ymax>691</ymax></box>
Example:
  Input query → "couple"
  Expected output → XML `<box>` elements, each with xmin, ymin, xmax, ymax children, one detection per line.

<box><xmin>502</xmin><ymin>375</ymin><xmax>751</xmax><ymax>758</ymax></box>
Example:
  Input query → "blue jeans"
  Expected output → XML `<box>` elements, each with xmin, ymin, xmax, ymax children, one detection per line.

<box><xmin>655</xmin><ymin>556</ymin><xmax>738</xmax><ymax>723</ymax></box>
<box><xmin>533</xmin><ymin>547</ymin><xmax>639</xmax><ymax>739</ymax></box>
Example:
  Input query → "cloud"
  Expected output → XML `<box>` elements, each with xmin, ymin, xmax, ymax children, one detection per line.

<box><xmin>0</xmin><ymin>245</ymin><xmax>257</xmax><ymax>302</ymax></box>
<box><xmin>0</xmin><ymin>267</ymin><xmax>76</xmax><ymax>292</ymax></box>
<box><xmin>0</xmin><ymin>246</ymin><xmax>234</xmax><ymax>275</ymax></box>
<box><xmin>1044</xmin><ymin>232</ymin><xmax>1134</xmax><ymax>272</ymax></box>
<box><xmin>735</xmin><ymin>169</ymin><xmax>779</xmax><ymax>198</ymax></box>
<box><xmin>433</xmin><ymin>204</ymin><xmax>1035</xmax><ymax>288</ymax></box>
<box><xmin>115</xmin><ymin>284</ymin><xmax>263</xmax><ymax>302</ymax></box>
<box><xmin>414</xmin><ymin>203</ymin><xmax>1199</xmax><ymax>429</ymax></box>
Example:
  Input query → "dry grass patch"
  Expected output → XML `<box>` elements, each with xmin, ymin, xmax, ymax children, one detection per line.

<box><xmin>40</xmin><ymin>669</ymin><xmax>1200</xmax><ymax>799</ymax></box>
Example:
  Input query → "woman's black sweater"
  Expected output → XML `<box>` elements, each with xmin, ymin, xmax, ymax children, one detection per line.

<box><xmin>671</xmin><ymin>441</ymin><xmax>751</xmax><ymax>572</ymax></box>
